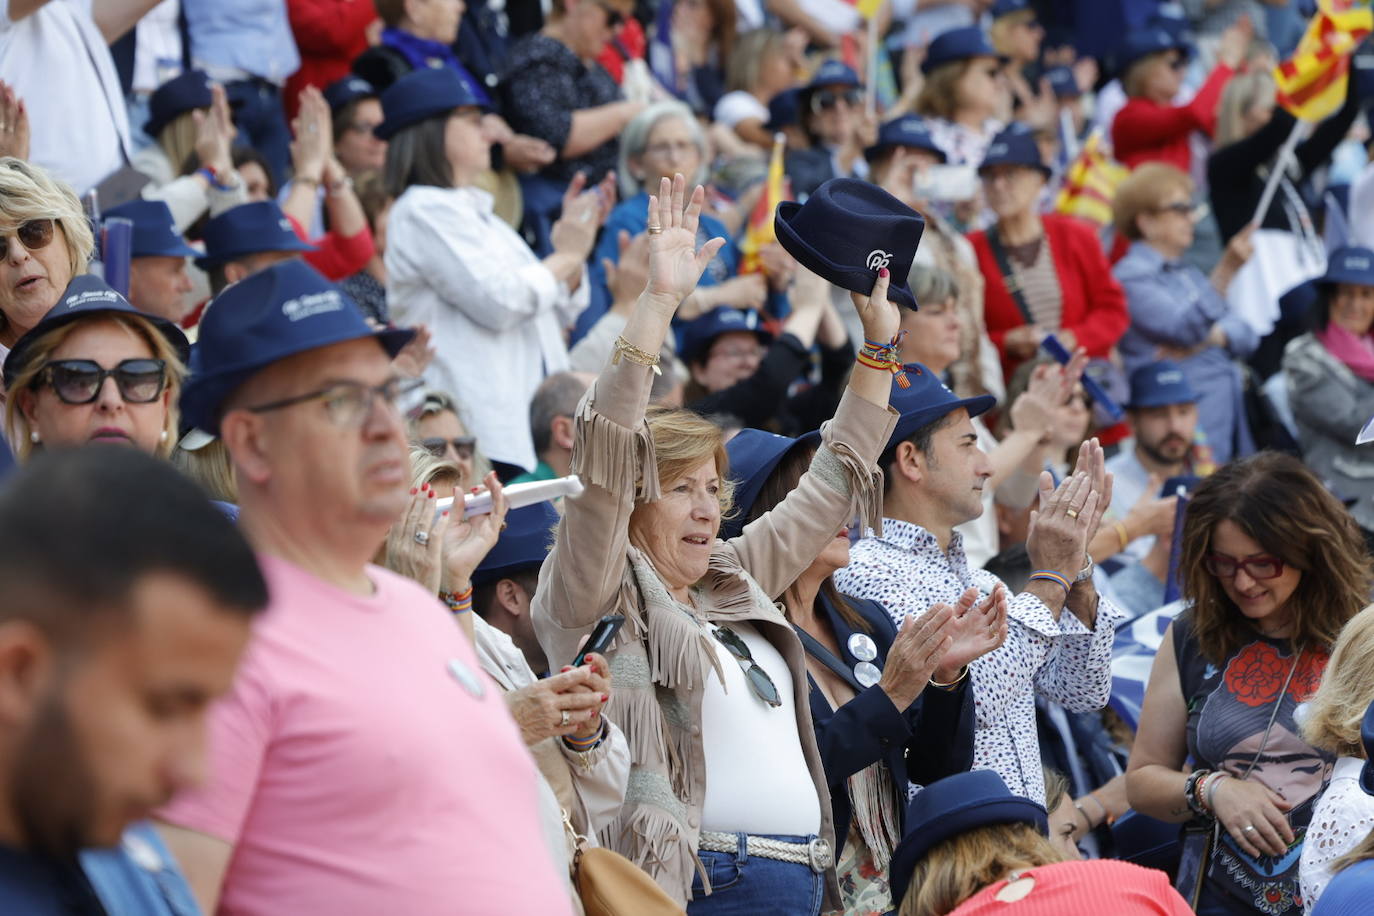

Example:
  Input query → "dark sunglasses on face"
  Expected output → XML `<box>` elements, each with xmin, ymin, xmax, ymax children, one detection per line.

<box><xmin>423</xmin><ymin>435</ymin><xmax>476</xmax><ymax>460</ymax></box>
<box><xmin>712</xmin><ymin>625</ymin><xmax>782</xmax><ymax>707</ymax></box>
<box><xmin>1204</xmin><ymin>554</ymin><xmax>1285</xmax><ymax>581</ymax></box>
<box><xmin>811</xmin><ymin>88</ymin><xmax>863</xmax><ymax>113</ymax></box>
<box><xmin>0</xmin><ymin>218</ymin><xmax>55</xmax><ymax>260</ymax></box>
<box><xmin>39</xmin><ymin>358</ymin><xmax>167</xmax><ymax>405</ymax></box>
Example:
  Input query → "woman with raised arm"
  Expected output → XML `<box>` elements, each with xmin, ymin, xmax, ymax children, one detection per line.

<box><xmin>532</xmin><ymin>173</ymin><xmax>903</xmax><ymax>914</ymax></box>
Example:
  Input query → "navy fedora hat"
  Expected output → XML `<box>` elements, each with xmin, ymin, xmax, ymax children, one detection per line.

<box><xmin>889</xmin><ymin>771</ymin><xmax>1048</xmax><ymax>904</ymax></box>
<box><xmin>376</xmin><ymin>67</ymin><xmax>489</xmax><ymax>141</ymax></box>
<box><xmin>680</xmin><ymin>307</ymin><xmax>772</xmax><ymax>365</ymax></box>
<box><xmin>884</xmin><ymin>362</ymin><xmax>995</xmax><ymax>456</ymax></box>
<box><xmin>104</xmin><ymin>199</ymin><xmax>199</xmax><ymax>259</ymax></box>
<box><xmin>195</xmin><ymin>201</ymin><xmax>317</xmax><ymax>270</ymax></box>
<box><xmin>922</xmin><ymin>26</ymin><xmax>998</xmax><ymax>74</ymax></box>
<box><xmin>1127</xmin><ymin>360</ymin><xmax>1198</xmax><ymax>410</ymax></box>
<box><xmin>864</xmin><ymin>114</ymin><xmax>947</xmax><ymax>163</ymax></box>
<box><xmin>774</xmin><ymin>178</ymin><xmax>924</xmax><ymax>311</ymax></box>
<box><xmin>1116</xmin><ymin>27</ymin><xmax>1191</xmax><ymax>77</ymax></box>
<box><xmin>179</xmin><ymin>261</ymin><xmax>415</xmax><ymax>433</ymax></box>
<box><xmin>722</xmin><ymin>428</ymin><xmax>822</xmax><ymax>539</ymax></box>
<box><xmin>324</xmin><ymin>76</ymin><xmax>378</xmax><ymax>116</ymax></box>
<box><xmin>145</xmin><ymin>70</ymin><xmax>216</xmax><ymax>140</ymax></box>
<box><xmin>978</xmin><ymin>126</ymin><xmax>1050</xmax><ymax>178</ymax></box>
<box><xmin>1318</xmin><ymin>246</ymin><xmax>1374</xmax><ymax>288</ymax></box>
<box><xmin>472</xmin><ymin>502</ymin><xmax>561</xmax><ymax>586</ymax></box>
<box><xmin>3</xmin><ymin>275</ymin><xmax>191</xmax><ymax>388</ymax></box>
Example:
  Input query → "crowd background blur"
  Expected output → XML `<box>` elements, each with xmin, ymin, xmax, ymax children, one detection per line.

<box><xmin>5</xmin><ymin>0</ymin><xmax>1374</xmax><ymax>913</ymax></box>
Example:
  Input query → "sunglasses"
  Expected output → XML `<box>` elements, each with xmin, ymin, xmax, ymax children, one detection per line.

<box><xmin>811</xmin><ymin>88</ymin><xmax>862</xmax><ymax>113</ymax></box>
<box><xmin>1204</xmin><ymin>554</ymin><xmax>1286</xmax><ymax>581</ymax></box>
<box><xmin>712</xmin><ymin>626</ymin><xmax>781</xmax><ymax>707</ymax></box>
<box><xmin>39</xmin><ymin>358</ymin><xmax>167</xmax><ymax>405</ymax></box>
<box><xmin>594</xmin><ymin>1</ymin><xmax>623</xmax><ymax>27</ymax></box>
<box><xmin>246</xmin><ymin>376</ymin><xmax>424</xmax><ymax>426</ymax></box>
<box><xmin>0</xmin><ymin>219</ymin><xmax>55</xmax><ymax>260</ymax></box>
<box><xmin>422</xmin><ymin>435</ymin><xmax>476</xmax><ymax>460</ymax></box>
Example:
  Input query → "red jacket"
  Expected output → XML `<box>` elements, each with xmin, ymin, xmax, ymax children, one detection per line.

<box><xmin>1111</xmin><ymin>63</ymin><xmax>1234</xmax><ymax>171</ymax></box>
<box><xmin>283</xmin><ymin>0</ymin><xmax>377</xmax><ymax>122</ymax></box>
<box><xmin>968</xmin><ymin>214</ymin><xmax>1129</xmax><ymax>381</ymax></box>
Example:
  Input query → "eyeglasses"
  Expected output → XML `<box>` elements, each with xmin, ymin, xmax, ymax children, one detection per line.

<box><xmin>643</xmin><ymin>140</ymin><xmax>698</xmax><ymax>159</ymax></box>
<box><xmin>811</xmin><ymin>88</ymin><xmax>863</xmax><ymax>113</ymax></box>
<box><xmin>710</xmin><ymin>345</ymin><xmax>764</xmax><ymax>362</ymax></box>
<box><xmin>38</xmin><ymin>358</ymin><xmax>167</xmax><ymax>404</ymax></box>
<box><xmin>0</xmin><ymin>219</ymin><xmax>55</xmax><ymax>260</ymax></box>
<box><xmin>345</xmin><ymin>120</ymin><xmax>383</xmax><ymax>135</ymax></box>
<box><xmin>1204</xmin><ymin>554</ymin><xmax>1286</xmax><ymax>581</ymax></box>
<box><xmin>245</xmin><ymin>376</ymin><xmax>424</xmax><ymax>426</ymax></box>
<box><xmin>594</xmin><ymin>1</ymin><xmax>623</xmax><ymax>27</ymax></box>
<box><xmin>422</xmin><ymin>435</ymin><xmax>476</xmax><ymax>460</ymax></box>
<box><xmin>712</xmin><ymin>626</ymin><xmax>781</xmax><ymax>707</ymax></box>
<box><xmin>1153</xmin><ymin>201</ymin><xmax>1193</xmax><ymax>216</ymax></box>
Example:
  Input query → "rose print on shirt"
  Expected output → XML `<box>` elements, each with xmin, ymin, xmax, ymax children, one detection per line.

<box><xmin>1225</xmin><ymin>642</ymin><xmax>1287</xmax><ymax>708</ymax></box>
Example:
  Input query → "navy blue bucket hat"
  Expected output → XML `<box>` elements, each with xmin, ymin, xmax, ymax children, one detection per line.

<box><xmin>679</xmin><ymin>307</ymin><xmax>772</xmax><ymax>365</ymax></box>
<box><xmin>722</xmin><ymin>428</ymin><xmax>821</xmax><ymax>539</ymax></box>
<box><xmin>179</xmin><ymin>261</ymin><xmax>414</xmax><ymax>433</ymax></box>
<box><xmin>884</xmin><ymin>362</ymin><xmax>995</xmax><ymax>457</ymax></box>
<box><xmin>472</xmin><ymin>502</ymin><xmax>561</xmax><ymax>586</ymax></box>
<box><xmin>195</xmin><ymin>201</ymin><xmax>317</xmax><ymax>270</ymax></box>
<box><xmin>1116</xmin><ymin>27</ymin><xmax>1191</xmax><ymax>77</ymax></box>
<box><xmin>774</xmin><ymin>178</ymin><xmax>924</xmax><ymax>311</ymax></box>
<box><xmin>376</xmin><ymin>67</ymin><xmax>489</xmax><ymax>140</ymax></box>
<box><xmin>103</xmin><ymin>200</ymin><xmax>199</xmax><ymax>259</ymax></box>
<box><xmin>804</xmin><ymin>59</ymin><xmax>862</xmax><ymax>93</ymax></box>
<box><xmin>864</xmin><ymin>114</ymin><xmax>947</xmax><ymax>163</ymax></box>
<box><xmin>978</xmin><ymin>126</ymin><xmax>1051</xmax><ymax>178</ymax></box>
<box><xmin>922</xmin><ymin>26</ymin><xmax>999</xmax><ymax>74</ymax></box>
<box><xmin>1318</xmin><ymin>247</ymin><xmax>1374</xmax><ymax>288</ymax></box>
<box><xmin>3</xmin><ymin>275</ymin><xmax>191</xmax><ymax>388</ymax></box>
<box><xmin>324</xmin><ymin>76</ymin><xmax>378</xmax><ymax>116</ymax></box>
<box><xmin>145</xmin><ymin>70</ymin><xmax>219</xmax><ymax>139</ymax></box>
<box><xmin>1127</xmin><ymin>360</ymin><xmax>1199</xmax><ymax>410</ymax></box>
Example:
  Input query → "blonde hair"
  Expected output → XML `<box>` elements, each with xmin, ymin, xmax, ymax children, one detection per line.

<box><xmin>4</xmin><ymin>314</ymin><xmax>187</xmax><ymax>461</ymax></box>
<box><xmin>172</xmin><ymin>438</ymin><xmax>237</xmax><ymax>503</ymax></box>
<box><xmin>410</xmin><ymin>444</ymin><xmax>464</xmax><ymax>490</ymax></box>
<box><xmin>1215</xmin><ymin>69</ymin><xmax>1276</xmax><ymax>147</ymax></box>
<box><xmin>725</xmin><ymin>29</ymin><xmax>787</xmax><ymax>94</ymax></box>
<box><xmin>915</xmin><ymin>60</ymin><xmax>976</xmax><ymax>121</ymax></box>
<box><xmin>1302</xmin><ymin>605</ymin><xmax>1374</xmax><ymax>758</ymax></box>
<box><xmin>157</xmin><ymin>110</ymin><xmax>203</xmax><ymax>175</ymax></box>
<box><xmin>1042</xmin><ymin>766</ymin><xmax>1070</xmax><ymax>813</ymax></box>
<box><xmin>899</xmin><ymin>822</ymin><xmax>1064</xmax><ymax>916</ymax></box>
<box><xmin>0</xmin><ymin>158</ymin><xmax>93</xmax><ymax>332</ymax></box>
<box><xmin>638</xmin><ymin>406</ymin><xmax>734</xmax><ymax>518</ymax></box>
<box><xmin>1112</xmin><ymin>162</ymin><xmax>1194</xmax><ymax>241</ymax></box>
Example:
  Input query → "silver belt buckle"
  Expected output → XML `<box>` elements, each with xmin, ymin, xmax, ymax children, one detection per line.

<box><xmin>807</xmin><ymin>838</ymin><xmax>833</xmax><ymax>873</ymax></box>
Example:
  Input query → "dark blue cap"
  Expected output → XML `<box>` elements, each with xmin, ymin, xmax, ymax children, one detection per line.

<box><xmin>775</xmin><ymin>178</ymin><xmax>924</xmax><ymax>311</ymax></box>
<box><xmin>765</xmin><ymin>88</ymin><xmax>801</xmax><ymax>131</ymax></box>
<box><xmin>1044</xmin><ymin>65</ymin><xmax>1081</xmax><ymax>99</ymax></box>
<box><xmin>104</xmin><ymin>200</ymin><xmax>198</xmax><ymax>259</ymax></box>
<box><xmin>922</xmin><ymin>26</ymin><xmax>999</xmax><ymax>74</ymax></box>
<box><xmin>679</xmin><ymin>307</ymin><xmax>772</xmax><ymax>364</ymax></box>
<box><xmin>978</xmin><ymin>126</ymin><xmax>1050</xmax><ymax>177</ymax></box>
<box><xmin>804</xmin><ymin>59</ymin><xmax>862</xmax><ymax>93</ymax></box>
<box><xmin>722</xmin><ymin>428</ymin><xmax>821</xmax><ymax>539</ymax></box>
<box><xmin>376</xmin><ymin>67</ymin><xmax>488</xmax><ymax>141</ymax></box>
<box><xmin>195</xmin><ymin>201</ymin><xmax>317</xmax><ymax>270</ymax></box>
<box><xmin>990</xmin><ymin>0</ymin><xmax>1031</xmax><ymax>18</ymax></box>
<box><xmin>323</xmin><ymin>76</ymin><xmax>377</xmax><ymax>115</ymax></box>
<box><xmin>1127</xmin><ymin>360</ymin><xmax>1198</xmax><ymax>410</ymax></box>
<box><xmin>863</xmin><ymin>114</ymin><xmax>947</xmax><ymax>162</ymax></box>
<box><xmin>1319</xmin><ymin>246</ymin><xmax>1374</xmax><ymax>288</ymax></box>
<box><xmin>1117</xmin><ymin>27</ymin><xmax>1190</xmax><ymax>76</ymax></box>
<box><xmin>890</xmin><ymin>771</ymin><xmax>1048</xmax><ymax>904</ymax></box>
<box><xmin>1360</xmin><ymin>699</ymin><xmax>1374</xmax><ymax>795</ymax></box>
<box><xmin>3</xmin><ymin>275</ymin><xmax>191</xmax><ymax>387</ymax></box>
<box><xmin>885</xmin><ymin>362</ymin><xmax>995</xmax><ymax>454</ymax></box>
<box><xmin>145</xmin><ymin>70</ymin><xmax>216</xmax><ymax>139</ymax></box>
<box><xmin>179</xmin><ymin>261</ymin><xmax>415</xmax><ymax>433</ymax></box>
<box><xmin>472</xmin><ymin>502</ymin><xmax>561</xmax><ymax>586</ymax></box>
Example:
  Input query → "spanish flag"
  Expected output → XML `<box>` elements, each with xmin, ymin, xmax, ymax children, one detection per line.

<box><xmin>740</xmin><ymin>133</ymin><xmax>790</xmax><ymax>276</ymax></box>
<box><xmin>1054</xmin><ymin>130</ymin><xmax>1129</xmax><ymax>227</ymax></box>
<box><xmin>1274</xmin><ymin>0</ymin><xmax>1373</xmax><ymax>122</ymax></box>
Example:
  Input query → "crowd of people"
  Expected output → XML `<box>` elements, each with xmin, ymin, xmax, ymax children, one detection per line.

<box><xmin>3</xmin><ymin>0</ymin><xmax>1374</xmax><ymax>914</ymax></box>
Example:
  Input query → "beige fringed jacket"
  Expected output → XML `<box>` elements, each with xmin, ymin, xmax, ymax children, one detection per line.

<box><xmin>532</xmin><ymin>355</ymin><xmax>897</xmax><ymax>908</ymax></box>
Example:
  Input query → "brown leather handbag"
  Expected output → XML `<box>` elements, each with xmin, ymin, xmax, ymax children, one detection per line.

<box><xmin>563</xmin><ymin>810</ymin><xmax>685</xmax><ymax>916</ymax></box>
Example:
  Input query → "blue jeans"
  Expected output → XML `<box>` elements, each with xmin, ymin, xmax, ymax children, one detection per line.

<box><xmin>687</xmin><ymin>834</ymin><xmax>824</xmax><ymax>916</ymax></box>
<box><xmin>224</xmin><ymin>79</ymin><xmax>293</xmax><ymax>189</ymax></box>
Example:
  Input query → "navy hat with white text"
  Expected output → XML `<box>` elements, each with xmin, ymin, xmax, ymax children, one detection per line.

<box><xmin>804</xmin><ymin>59</ymin><xmax>863</xmax><ymax>93</ymax></box>
<box><xmin>324</xmin><ymin>76</ymin><xmax>378</xmax><ymax>115</ymax></box>
<box><xmin>195</xmin><ymin>201</ymin><xmax>317</xmax><ymax>270</ymax></box>
<box><xmin>978</xmin><ymin>126</ymin><xmax>1051</xmax><ymax>178</ymax></box>
<box><xmin>922</xmin><ymin>26</ymin><xmax>999</xmax><ymax>74</ymax></box>
<box><xmin>145</xmin><ymin>70</ymin><xmax>216</xmax><ymax>139</ymax></box>
<box><xmin>1318</xmin><ymin>246</ymin><xmax>1374</xmax><ymax>288</ymax></box>
<box><xmin>680</xmin><ymin>307</ymin><xmax>773</xmax><ymax>365</ymax></box>
<box><xmin>1127</xmin><ymin>360</ymin><xmax>1199</xmax><ymax>410</ymax></box>
<box><xmin>864</xmin><ymin>114</ymin><xmax>947</xmax><ymax>163</ymax></box>
<box><xmin>883</xmin><ymin>362</ymin><xmax>995</xmax><ymax>458</ymax></box>
<box><xmin>104</xmin><ymin>199</ymin><xmax>199</xmax><ymax>259</ymax></box>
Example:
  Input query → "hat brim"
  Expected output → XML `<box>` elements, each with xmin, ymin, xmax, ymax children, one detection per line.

<box><xmin>886</xmin><ymin>393</ymin><xmax>996</xmax><ymax>453</ymax></box>
<box><xmin>774</xmin><ymin>201</ymin><xmax>919</xmax><ymax>311</ymax></box>
<box><xmin>1317</xmin><ymin>269</ymin><xmax>1374</xmax><ymax>288</ymax></box>
<box><xmin>721</xmin><ymin>429</ymin><xmax>822</xmax><ymax>540</ymax></box>
<box><xmin>136</xmin><ymin>240</ymin><xmax>202</xmax><ymax>259</ymax></box>
<box><xmin>180</xmin><ymin>326</ymin><xmax>415</xmax><ymax>434</ymax></box>
<box><xmin>194</xmin><ymin>237</ymin><xmax>318</xmax><ymax>271</ymax></box>
<box><xmin>863</xmin><ymin>141</ymin><xmax>948</xmax><ymax>164</ymax></box>
<box><xmin>977</xmin><ymin>161</ymin><xmax>1052</xmax><ymax>180</ymax></box>
<box><xmin>375</xmin><ymin>101</ymin><xmax>492</xmax><ymax>141</ymax></box>
<box><xmin>3</xmin><ymin>306</ymin><xmax>191</xmax><ymax>389</ymax></box>
<box><xmin>890</xmin><ymin>795</ymin><xmax>1048</xmax><ymax>904</ymax></box>
<box><xmin>684</xmin><ymin>325</ymin><xmax>773</xmax><ymax>365</ymax></box>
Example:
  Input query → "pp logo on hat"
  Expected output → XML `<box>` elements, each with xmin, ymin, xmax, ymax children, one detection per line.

<box><xmin>1157</xmin><ymin>369</ymin><xmax>1184</xmax><ymax>385</ymax></box>
<box><xmin>281</xmin><ymin>290</ymin><xmax>346</xmax><ymax>322</ymax></box>
<box><xmin>1346</xmin><ymin>255</ymin><xmax>1371</xmax><ymax>270</ymax></box>
<box><xmin>988</xmin><ymin>142</ymin><xmax>1008</xmax><ymax>158</ymax></box>
<box><xmin>64</xmin><ymin>289</ymin><xmax>122</xmax><ymax>310</ymax></box>
<box><xmin>866</xmin><ymin>250</ymin><xmax>893</xmax><ymax>271</ymax></box>
<box><xmin>278</xmin><ymin>218</ymin><xmax>294</xmax><ymax>233</ymax></box>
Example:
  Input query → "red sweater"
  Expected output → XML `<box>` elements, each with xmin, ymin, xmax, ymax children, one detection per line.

<box><xmin>1111</xmin><ymin>63</ymin><xmax>1234</xmax><ymax>171</ymax></box>
<box><xmin>968</xmin><ymin>213</ymin><xmax>1129</xmax><ymax>381</ymax></box>
<box><xmin>283</xmin><ymin>0</ymin><xmax>377</xmax><ymax>122</ymax></box>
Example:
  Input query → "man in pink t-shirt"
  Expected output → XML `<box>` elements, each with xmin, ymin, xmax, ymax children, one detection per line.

<box><xmin>156</xmin><ymin>260</ymin><xmax>571</xmax><ymax>915</ymax></box>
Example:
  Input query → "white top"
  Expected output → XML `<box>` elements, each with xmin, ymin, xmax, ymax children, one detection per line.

<box><xmin>700</xmin><ymin>620</ymin><xmax>822</xmax><ymax>836</ymax></box>
<box><xmin>0</xmin><ymin>0</ymin><xmax>130</xmax><ymax>193</ymax></box>
<box><xmin>1349</xmin><ymin>160</ymin><xmax>1374</xmax><ymax>251</ymax></box>
<box><xmin>386</xmin><ymin>184</ymin><xmax>587</xmax><ymax>471</ymax></box>
<box><xmin>732</xmin><ymin>0</ymin><xmax>764</xmax><ymax>31</ymax></box>
<box><xmin>953</xmin><ymin>418</ymin><xmax>1000</xmax><ymax>569</ymax></box>
<box><xmin>131</xmin><ymin>0</ymin><xmax>181</xmax><ymax>93</ymax></box>
<box><xmin>1301</xmin><ymin>756</ymin><xmax>1374</xmax><ymax>912</ymax></box>
<box><xmin>793</xmin><ymin>0</ymin><xmax>860</xmax><ymax>36</ymax></box>
<box><xmin>713</xmin><ymin>90</ymin><xmax>770</xmax><ymax>129</ymax></box>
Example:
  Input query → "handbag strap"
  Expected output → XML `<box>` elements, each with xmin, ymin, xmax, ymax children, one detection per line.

<box><xmin>986</xmin><ymin>225</ymin><xmax>1036</xmax><ymax>327</ymax></box>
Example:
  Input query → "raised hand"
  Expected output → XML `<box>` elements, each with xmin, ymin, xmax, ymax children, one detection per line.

<box><xmin>644</xmin><ymin>173</ymin><xmax>727</xmax><ymax>308</ymax></box>
<box><xmin>1028</xmin><ymin>465</ymin><xmax>1100</xmax><ymax>579</ymax></box>
<box><xmin>940</xmin><ymin>584</ymin><xmax>1009</xmax><ymax>674</ymax></box>
<box><xmin>384</xmin><ymin>482</ymin><xmax>449</xmax><ymax>594</ymax></box>
<box><xmin>1068</xmin><ymin>437</ymin><xmax>1112</xmax><ymax>546</ymax></box>
<box><xmin>849</xmin><ymin>261</ymin><xmax>901</xmax><ymax>345</ymax></box>
<box><xmin>879</xmin><ymin>603</ymin><xmax>956</xmax><ymax>710</ymax></box>
<box><xmin>443</xmin><ymin>471</ymin><xmax>510</xmax><ymax>590</ymax></box>
<box><xmin>0</xmin><ymin>81</ymin><xmax>28</xmax><ymax>161</ymax></box>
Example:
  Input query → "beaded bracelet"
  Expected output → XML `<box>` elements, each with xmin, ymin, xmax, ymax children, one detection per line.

<box><xmin>1184</xmin><ymin>768</ymin><xmax>1213</xmax><ymax>819</ymax></box>
<box><xmin>856</xmin><ymin>332</ymin><xmax>910</xmax><ymax>388</ymax></box>
<box><xmin>440</xmin><ymin>586</ymin><xmax>474</xmax><ymax>615</ymax></box>
<box><xmin>562</xmin><ymin>718</ymin><xmax>606</xmax><ymax>753</ymax></box>
<box><xmin>1028</xmin><ymin>569</ymin><xmax>1071</xmax><ymax>595</ymax></box>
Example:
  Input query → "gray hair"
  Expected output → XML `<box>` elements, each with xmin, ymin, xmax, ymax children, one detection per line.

<box><xmin>383</xmin><ymin>115</ymin><xmax>454</xmax><ymax>198</ymax></box>
<box><xmin>617</xmin><ymin>101</ymin><xmax>710</xmax><ymax>198</ymax></box>
<box><xmin>529</xmin><ymin>371</ymin><xmax>593</xmax><ymax>455</ymax></box>
<box><xmin>910</xmin><ymin>264</ymin><xmax>959</xmax><ymax>307</ymax></box>
<box><xmin>1215</xmin><ymin>69</ymin><xmax>1276</xmax><ymax>148</ymax></box>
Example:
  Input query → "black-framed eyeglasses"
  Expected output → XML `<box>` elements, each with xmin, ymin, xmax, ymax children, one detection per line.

<box><xmin>0</xmin><ymin>218</ymin><xmax>55</xmax><ymax>260</ymax></box>
<box><xmin>38</xmin><ymin>358</ymin><xmax>167</xmax><ymax>405</ymax></box>
<box><xmin>245</xmin><ymin>376</ymin><xmax>424</xmax><ymax>426</ymax></box>
<box><xmin>811</xmin><ymin>88</ymin><xmax>863</xmax><ymax>113</ymax></box>
<box><xmin>712</xmin><ymin>625</ymin><xmax>781</xmax><ymax>707</ymax></box>
<box><xmin>422</xmin><ymin>435</ymin><xmax>476</xmax><ymax>460</ymax></box>
<box><xmin>1204</xmin><ymin>554</ymin><xmax>1286</xmax><ymax>581</ymax></box>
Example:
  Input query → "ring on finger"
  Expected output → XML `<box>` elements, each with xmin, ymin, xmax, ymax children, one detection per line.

<box><xmin>1065</xmin><ymin>509</ymin><xmax>1079</xmax><ymax>519</ymax></box>
<box><xmin>414</xmin><ymin>530</ymin><xmax>430</xmax><ymax>545</ymax></box>
<box><xmin>560</xmin><ymin>710</ymin><xmax>571</xmax><ymax>727</ymax></box>
<box><xmin>1241</xmin><ymin>824</ymin><xmax>1256</xmax><ymax>833</ymax></box>
<box><xmin>647</xmin><ymin>224</ymin><xmax>663</xmax><ymax>234</ymax></box>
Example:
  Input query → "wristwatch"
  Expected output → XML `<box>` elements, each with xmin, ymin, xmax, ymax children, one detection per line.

<box><xmin>1074</xmin><ymin>554</ymin><xmax>1095</xmax><ymax>583</ymax></box>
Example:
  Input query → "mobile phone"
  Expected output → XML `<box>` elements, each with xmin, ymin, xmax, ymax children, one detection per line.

<box><xmin>572</xmin><ymin>614</ymin><xmax>625</xmax><ymax>667</ymax></box>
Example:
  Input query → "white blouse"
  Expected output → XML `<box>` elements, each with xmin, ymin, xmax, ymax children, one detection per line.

<box><xmin>1301</xmin><ymin>756</ymin><xmax>1374</xmax><ymax>912</ymax></box>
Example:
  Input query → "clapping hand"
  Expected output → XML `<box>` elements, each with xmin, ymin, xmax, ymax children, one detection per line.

<box><xmin>384</xmin><ymin>482</ymin><xmax>449</xmax><ymax>594</ymax></box>
<box><xmin>1027</xmin><ymin>439</ymin><xmax>1109</xmax><ymax>579</ymax></box>
<box><xmin>644</xmin><ymin>173</ymin><xmax>727</xmax><ymax>310</ymax></box>
<box><xmin>879</xmin><ymin>603</ymin><xmax>957</xmax><ymax>710</ymax></box>
<box><xmin>940</xmin><ymin>584</ymin><xmax>1009</xmax><ymax>674</ymax></box>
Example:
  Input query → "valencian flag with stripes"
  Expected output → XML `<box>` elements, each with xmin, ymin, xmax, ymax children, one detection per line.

<box><xmin>740</xmin><ymin>133</ymin><xmax>791</xmax><ymax>276</ymax></box>
<box><xmin>1053</xmin><ymin>129</ymin><xmax>1129</xmax><ymax>227</ymax></box>
<box><xmin>1274</xmin><ymin>0</ymin><xmax>1373</xmax><ymax>122</ymax></box>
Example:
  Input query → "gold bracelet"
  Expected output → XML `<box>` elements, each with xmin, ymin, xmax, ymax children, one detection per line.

<box><xmin>929</xmin><ymin>665</ymin><xmax>968</xmax><ymax>690</ymax></box>
<box><xmin>610</xmin><ymin>336</ymin><xmax>662</xmax><ymax>375</ymax></box>
<box><xmin>1113</xmin><ymin>521</ymin><xmax>1130</xmax><ymax>552</ymax></box>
